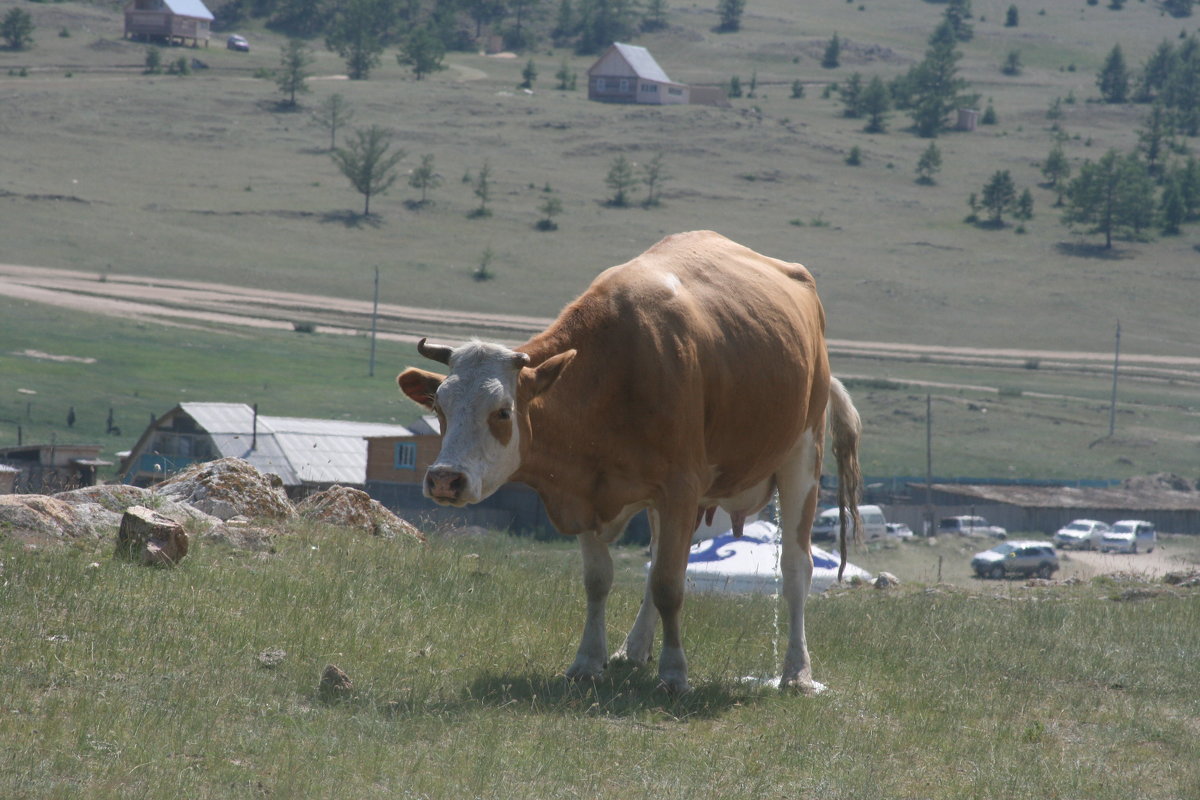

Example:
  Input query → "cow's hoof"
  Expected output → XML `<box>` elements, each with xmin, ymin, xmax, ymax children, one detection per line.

<box><xmin>565</xmin><ymin>660</ymin><xmax>606</xmax><ymax>682</ymax></box>
<box><xmin>780</xmin><ymin>675</ymin><xmax>827</xmax><ymax>696</ymax></box>
<box><xmin>656</xmin><ymin>672</ymin><xmax>691</xmax><ymax>695</ymax></box>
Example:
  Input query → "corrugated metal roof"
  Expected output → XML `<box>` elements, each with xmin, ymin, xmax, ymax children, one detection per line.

<box><xmin>612</xmin><ymin>42</ymin><xmax>672</xmax><ymax>83</ymax></box>
<box><xmin>164</xmin><ymin>0</ymin><xmax>214</xmax><ymax>21</ymax></box>
<box><xmin>179</xmin><ymin>403</ymin><xmax>411</xmax><ymax>487</ymax></box>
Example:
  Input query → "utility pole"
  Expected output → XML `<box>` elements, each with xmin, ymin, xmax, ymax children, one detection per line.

<box><xmin>925</xmin><ymin>393</ymin><xmax>934</xmax><ymax>536</ymax></box>
<box><xmin>1108</xmin><ymin>320</ymin><xmax>1121</xmax><ymax>437</ymax></box>
<box><xmin>369</xmin><ymin>266</ymin><xmax>380</xmax><ymax>378</ymax></box>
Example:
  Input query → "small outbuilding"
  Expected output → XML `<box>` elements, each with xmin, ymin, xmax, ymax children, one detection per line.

<box><xmin>0</xmin><ymin>443</ymin><xmax>112</xmax><ymax>493</ymax></box>
<box><xmin>587</xmin><ymin>42</ymin><xmax>689</xmax><ymax>105</ymax></box>
<box><xmin>124</xmin><ymin>0</ymin><xmax>214</xmax><ymax>47</ymax></box>
<box><xmin>122</xmin><ymin>402</ymin><xmax>412</xmax><ymax>497</ymax></box>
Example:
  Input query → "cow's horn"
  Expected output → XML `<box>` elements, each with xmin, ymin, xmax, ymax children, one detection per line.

<box><xmin>417</xmin><ymin>338</ymin><xmax>454</xmax><ymax>365</ymax></box>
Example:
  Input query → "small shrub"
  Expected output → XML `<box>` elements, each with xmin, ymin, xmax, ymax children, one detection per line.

<box><xmin>293</xmin><ymin>321</ymin><xmax>317</xmax><ymax>333</ymax></box>
<box><xmin>845</xmin><ymin>146</ymin><xmax>862</xmax><ymax>166</ymax></box>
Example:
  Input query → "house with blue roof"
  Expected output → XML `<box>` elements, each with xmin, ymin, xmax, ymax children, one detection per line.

<box><xmin>587</xmin><ymin>42</ymin><xmax>690</xmax><ymax>105</ymax></box>
<box><xmin>124</xmin><ymin>0</ymin><xmax>213</xmax><ymax>47</ymax></box>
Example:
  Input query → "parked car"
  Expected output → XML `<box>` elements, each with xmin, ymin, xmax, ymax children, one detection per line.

<box><xmin>1099</xmin><ymin>519</ymin><xmax>1157</xmax><ymax>554</ymax></box>
<box><xmin>227</xmin><ymin>34</ymin><xmax>250</xmax><ymax>52</ymax></box>
<box><xmin>1053</xmin><ymin>519</ymin><xmax>1111</xmax><ymax>550</ymax></box>
<box><xmin>811</xmin><ymin>504</ymin><xmax>888</xmax><ymax>543</ymax></box>
<box><xmin>971</xmin><ymin>541</ymin><xmax>1059</xmax><ymax>580</ymax></box>
<box><xmin>886</xmin><ymin>522</ymin><xmax>914</xmax><ymax>539</ymax></box>
<box><xmin>938</xmin><ymin>515</ymin><xmax>1007</xmax><ymax>539</ymax></box>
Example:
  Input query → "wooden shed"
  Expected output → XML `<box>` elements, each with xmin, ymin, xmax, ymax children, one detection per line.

<box><xmin>587</xmin><ymin>42</ymin><xmax>689</xmax><ymax>105</ymax></box>
<box><xmin>124</xmin><ymin>0</ymin><xmax>213</xmax><ymax>47</ymax></box>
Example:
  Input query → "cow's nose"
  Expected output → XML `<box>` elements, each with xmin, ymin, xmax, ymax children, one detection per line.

<box><xmin>426</xmin><ymin>467</ymin><xmax>466</xmax><ymax>503</ymax></box>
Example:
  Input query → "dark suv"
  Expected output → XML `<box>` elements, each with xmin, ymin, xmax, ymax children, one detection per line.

<box><xmin>970</xmin><ymin>540</ymin><xmax>1059</xmax><ymax>580</ymax></box>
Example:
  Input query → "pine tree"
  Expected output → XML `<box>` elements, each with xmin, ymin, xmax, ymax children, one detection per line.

<box><xmin>861</xmin><ymin>76</ymin><xmax>891</xmax><ymax>133</ymax></box>
<box><xmin>1063</xmin><ymin>150</ymin><xmax>1156</xmax><ymax>248</ymax></box>
<box><xmin>605</xmin><ymin>155</ymin><xmax>637</xmax><ymax>207</ymax></box>
<box><xmin>980</xmin><ymin>170</ymin><xmax>1017</xmax><ymax>225</ymax></box>
<box><xmin>716</xmin><ymin>0</ymin><xmax>745</xmax><ymax>33</ymax></box>
<box><xmin>916</xmin><ymin>142</ymin><xmax>942</xmax><ymax>184</ymax></box>
<box><xmin>1160</xmin><ymin>175</ymin><xmax>1185</xmax><ymax>234</ymax></box>
<box><xmin>908</xmin><ymin>20</ymin><xmax>973</xmax><ymax>137</ymax></box>
<box><xmin>1097</xmin><ymin>44</ymin><xmax>1129</xmax><ymax>103</ymax></box>
<box><xmin>641</xmin><ymin>152</ymin><xmax>668</xmax><ymax>207</ymax></box>
<box><xmin>1042</xmin><ymin>141</ymin><xmax>1071</xmax><ymax>205</ymax></box>
<box><xmin>822</xmin><ymin>33</ymin><xmax>841</xmax><ymax>69</ymax></box>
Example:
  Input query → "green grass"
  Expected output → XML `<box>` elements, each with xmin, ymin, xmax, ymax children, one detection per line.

<box><xmin>2</xmin><ymin>528</ymin><xmax>1198</xmax><ymax>799</ymax></box>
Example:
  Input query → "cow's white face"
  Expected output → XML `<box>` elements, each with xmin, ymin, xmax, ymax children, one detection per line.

<box><xmin>397</xmin><ymin>340</ymin><xmax>574</xmax><ymax>507</ymax></box>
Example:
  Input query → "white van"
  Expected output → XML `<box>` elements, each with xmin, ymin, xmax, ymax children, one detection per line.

<box><xmin>811</xmin><ymin>504</ymin><xmax>888</xmax><ymax>543</ymax></box>
<box><xmin>1099</xmin><ymin>519</ymin><xmax>1156</xmax><ymax>553</ymax></box>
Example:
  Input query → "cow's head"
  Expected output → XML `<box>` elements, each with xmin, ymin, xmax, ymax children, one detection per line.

<box><xmin>397</xmin><ymin>338</ymin><xmax>574</xmax><ymax>506</ymax></box>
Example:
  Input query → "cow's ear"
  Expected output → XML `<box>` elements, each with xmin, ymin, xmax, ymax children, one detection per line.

<box><xmin>530</xmin><ymin>349</ymin><xmax>576</xmax><ymax>397</ymax></box>
<box><xmin>398</xmin><ymin>368</ymin><xmax>444</xmax><ymax>409</ymax></box>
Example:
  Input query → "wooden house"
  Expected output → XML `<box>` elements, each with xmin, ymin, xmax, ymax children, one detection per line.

<box><xmin>124</xmin><ymin>0</ymin><xmax>213</xmax><ymax>47</ymax></box>
<box><xmin>587</xmin><ymin>42</ymin><xmax>689</xmax><ymax>105</ymax></box>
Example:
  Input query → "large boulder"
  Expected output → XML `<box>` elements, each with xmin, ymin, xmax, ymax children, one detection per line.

<box><xmin>152</xmin><ymin>458</ymin><xmax>295</xmax><ymax>521</ymax></box>
<box><xmin>297</xmin><ymin>485</ymin><xmax>424</xmax><ymax>541</ymax></box>
<box><xmin>0</xmin><ymin>494</ymin><xmax>122</xmax><ymax>542</ymax></box>
<box><xmin>54</xmin><ymin>484</ymin><xmax>219</xmax><ymax>531</ymax></box>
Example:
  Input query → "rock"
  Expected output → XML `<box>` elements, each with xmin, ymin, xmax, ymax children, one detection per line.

<box><xmin>55</xmin><ymin>483</ymin><xmax>220</xmax><ymax>531</ymax></box>
<box><xmin>257</xmin><ymin>648</ymin><xmax>287</xmax><ymax>668</ymax></box>
<box><xmin>297</xmin><ymin>485</ymin><xmax>424</xmax><ymax>542</ymax></box>
<box><xmin>153</xmin><ymin>457</ymin><xmax>295</xmax><ymax>521</ymax></box>
<box><xmin>203</xmin><ymin>520</ymin><xmax>276</xmax><ymax>551</ymax></box>
<box><xmin>0</xmin><ymin>494</ymin><xmax>122</xmax><ymax>541</ymax></box>
<box><xmin>115</xmin><ymin>505</ymin><xmax>189</xmax><ymax>566</ymax></box>
<box><xmin>319</xmin><ymin>664</ymin><xmax>353</xmax><ymax>698</ymax></box>
<box><xmin>1164</xmin><ymin>571</ymin><xmax>1200</xmax><ymax>588</ymax></box>
<box><xmin>874</xmin><ymin>571</ymin><xmax>900</xmax><ymax>589</ymax></box>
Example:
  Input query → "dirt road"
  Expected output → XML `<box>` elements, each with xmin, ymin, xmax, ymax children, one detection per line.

<box><xmin>1057</xmin><ymin>546</ymin><xmax>1195</xmax><ymax>581</ymax></box>
<box><xmin>3</xmin><ymin>263</ymin><xmax>1200</xmax><ymax>383</ymax></box>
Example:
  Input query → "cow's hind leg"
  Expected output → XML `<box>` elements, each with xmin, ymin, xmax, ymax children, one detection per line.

<box><xmin>566</xmin><ymin>530</ymin><xmax>613</xmax><ymax>681</ymax></box>
<box><xmin>612</xmin><ymin>509</ymin><xmax>661</xmax><ymax>666</ymax></box>
<box><xmin>776</xmin><ymin>429</ymin><xmax>825</xmax><ymax>694</ymax></box>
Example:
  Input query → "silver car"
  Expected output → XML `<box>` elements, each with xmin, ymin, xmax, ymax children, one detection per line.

<box><xmin>1053</xmin><ymin>519</ymin><xmax>1110</xmax><ymax>550</ymax></box>
<box><xmin>971</xmin><ymin>541</ymin><xmax>1059</xmax><ymax>580</ymax></box>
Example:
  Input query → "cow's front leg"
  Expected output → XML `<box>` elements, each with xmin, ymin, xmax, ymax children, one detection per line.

<box><xmin>651</xmin><ymin>500</ymin><xmax>697</xmax><ymax>693</ymax></box>
<box><xmin>566</xmin><ymin>531</ymin><xmax>612</xmax><ymax>681</ymax></box>
<box><xmin>612</xmin><ymin>510</ymin><xmax>660</xmax><ymax>666</ymax></box>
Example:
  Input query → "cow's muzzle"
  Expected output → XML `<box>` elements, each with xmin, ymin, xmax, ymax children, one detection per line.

<box><xmin>425</xmin><ymin>467</ymin><xmax>468</xmax><ymax>505</ymax></box>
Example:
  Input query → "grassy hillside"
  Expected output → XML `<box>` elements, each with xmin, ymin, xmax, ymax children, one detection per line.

<box><xmin>2</xmin><ymin>528</ymin><xmax>1199</xmax><ymax>799</ymax></box>
<box><xmin>1</xmin><ymin>0</ymin><xmax>1198</xmax><ymax>480</ymax></box>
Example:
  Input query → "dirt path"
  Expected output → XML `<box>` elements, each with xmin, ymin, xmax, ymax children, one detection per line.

<box><xmin>3</xmin><ymin>263</ymin><xmax>1200</xmax><ymax>383</ymax></box>
<box><xmin>1057</xmin><ymin>546</ymin><xmax>1195</xmax><ymax>581</ymax></box>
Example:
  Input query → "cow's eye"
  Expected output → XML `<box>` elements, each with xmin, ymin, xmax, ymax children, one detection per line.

<box><xmin>496</xmin><ymin>407</ymin><xmax>511</xmax><ymax>421</ymax></box>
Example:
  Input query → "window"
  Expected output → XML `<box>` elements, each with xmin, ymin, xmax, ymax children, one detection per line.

<box><xmin>668</xmin><ymin>87</ymin><xmax>684</xmax><ymax>96</ymax></box>
<box><xmin>642</xmin><ymin>83</ymin><xmax>658</xmax><ymax>93</ymax></box>
<box><xmin>394</xmin><ymin>442</ymin><xmax>417</xmax><ymax>470</ymax></box>
<box><xmin>596</xmin><ymin>78</ymin><xmax>606</xmax><ymax>91</ymax></box>
<box><xmin>619</xmin><ymin>79</ymin><xmax>629</xmax><ymax>92</ymax></box>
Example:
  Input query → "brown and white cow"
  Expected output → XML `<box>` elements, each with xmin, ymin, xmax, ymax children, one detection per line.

<box><xmin>398</xmin><ymin>230</ymin><xmax>862</xmax><ymax>693</ymax></box>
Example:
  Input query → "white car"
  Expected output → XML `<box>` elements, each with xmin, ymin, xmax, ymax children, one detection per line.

<box><xmin>811</xmin><ymin>504</ymin><xmax>888</xmax><ymax>543</ymax></box>
<box><xmin>1099</xmin><ymin>519</ymin><xmax>1156</xmax><ymax>554</ymax></box>
<box><xmin>1053</xmin><ymin>519</ymin><xmax>1110</xmax><ymax>550</ymax></box>
<box><xmin>938</xmin><ymin>515</ymin><xmax>1007</xmax><ymax>539</ymax></box>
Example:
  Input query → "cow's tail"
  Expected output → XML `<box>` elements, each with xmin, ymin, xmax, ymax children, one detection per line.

<box><xmin>828</xmin><ymin>376</ymin><xmax>863</xmax><ymax>581</ymax></box>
